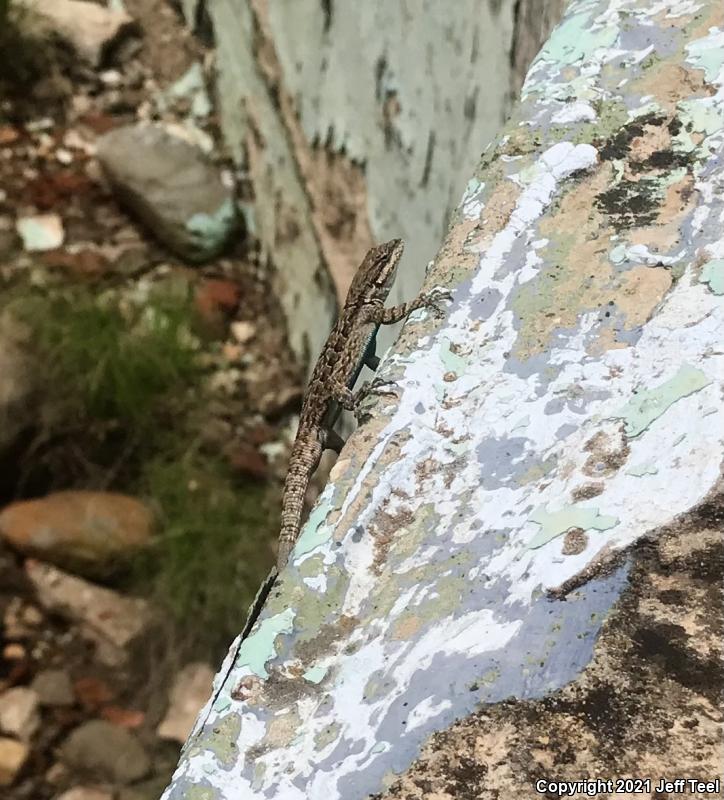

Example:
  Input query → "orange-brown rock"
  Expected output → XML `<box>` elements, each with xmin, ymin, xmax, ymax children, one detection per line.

<box><xmin>0</xmin><ymin>491</ymin><xmax>154</xmax><ymax>574</ymax></box>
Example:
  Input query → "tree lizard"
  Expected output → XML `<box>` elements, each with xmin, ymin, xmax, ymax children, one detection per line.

<box><xmin>276</xmin><ymin>238</ymin><xmax>448</xmax><ymax>569</ymax></box>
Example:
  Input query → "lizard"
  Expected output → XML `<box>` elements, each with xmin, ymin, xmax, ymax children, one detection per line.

<box><xmin>275</xmin><ymin>238</ymin><xmax>448</xmax><ymax>569</ymax></box>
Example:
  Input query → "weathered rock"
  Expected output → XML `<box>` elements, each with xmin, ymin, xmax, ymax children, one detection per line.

<box><xmin>0</xmin><ymin>491</ymin><xmax>154</xmax><ymax>573</ymax></box>
<box><xmin>0</xmin><ymin>688</ymin><xmax>40</xmax><ymax>741</ymax></box>
<box><xmin>0</xmin><ymin>736</ymin><xmax>29</xmax><ymax>786</ymax></box>
<box><xmin>60</xmin><ymin>720</ymin><xmax>150</xmax><ymax>784</ymax></box>
<box><xmin>56</xmin><ymin>786</ymin><xmax>114</xmax><ymax>800</ymax></box>
<box><xmin>157</xmin><ymin>662</ymin><xmax>214</xmax><ymax>743</ymax></box>
<box><xmin>18</xmin><ymin>0</ymin><xmax>135</xmax><ymax>67</ymax></box>
<box><xmin>96</xmin><ymin>124</ymin><xmax>238</xmax><ymax>262</ymax></box>
<box><xmin>31</xmin><ymin>669</ymin><xmax>75</xmax><ymax>707</ymax></box>
<box><xmin>25</xmin><ymin>560</ymin><xmax>153</xmax><ymax>667</ymax></box>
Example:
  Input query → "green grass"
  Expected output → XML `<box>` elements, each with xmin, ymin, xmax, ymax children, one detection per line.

<box><xmin>6</xmin><ymin>282</ymin><xmax>275</xmax><ymax>656</ymax></box>
<box><xmin>133</xmin><ymin>451</ymin><xmax>274</xmax><ymax>658</ymax></box>
<box><xmin>10</xmin><ymin>285</ymin><xmax>199</xmax><ymax>434</ymax></box>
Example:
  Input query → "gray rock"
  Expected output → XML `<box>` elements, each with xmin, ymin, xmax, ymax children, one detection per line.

<box><xmin>31</xmin><ymin>669</ymin><xmax>75</xmax><ymax>707</ymax></box>
<box><xmin>60</xmin><ymin>720</ymin><xmax>150</xmax><ymax>784</ymax></box>
<box><xmin>96</xmin><ymin>124</ymin><xmax>238</xmax><ymax>263</ymax></box>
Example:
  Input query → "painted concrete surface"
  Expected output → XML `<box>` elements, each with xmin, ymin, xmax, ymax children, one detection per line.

<box><xmin>162</xmin><ymin>1</ymin><xmax>724</xmax><ymax>797</ymax></box>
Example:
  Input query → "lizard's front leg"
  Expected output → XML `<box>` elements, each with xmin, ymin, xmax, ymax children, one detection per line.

<box><xmin>367</xmin><ymin>286</ymin><xmax>452</xmax><ymax>325</ymax></box>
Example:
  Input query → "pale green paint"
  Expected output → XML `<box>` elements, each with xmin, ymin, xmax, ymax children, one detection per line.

<box><xmin>371</xmin><ymin>741</ymin><xmax>388</xmax><ymax>754</ymax></box>
<box><xmin>167</xmin><ymin>62</ymin><xmax>213</xmax><ymax>118</ymax></box>
<box><xmin>616</xmin><ymin>363</ymin><xmax>711</xmax><ymax>438</ymax></box>
<box><xmin>700</xmin><ymin>259</ymin><xmax>724</xmax><ymax>295</ymax></box>
<box><xmin>212</xmin><ymin>694</ymin><xmax>231</xmax><ymax>713</ymax></box>
<box><xmin>628</xmin><ymin>100</ymin><xmax>665</xmax><ymax>122</ymax></box>
<box><xmin>461</xmin><ymin>177</ymin><xmax>485</xmax><ymax>206</ymax></box>
<box><xmin>610</xmin><ymin>244</ymin><xmax>627</xmax><ymax>264</ymax></box>
<box><xmin>314</xmin><ymin>722</ymin><xmax>341</xmax><ymax>750</ymax></box>
<box><xmin>194</xmin><ymin>713</ymin><xmax>241</xmax><ymax>767</ymax></box>
<box><xmin>186</xmin><ymin>199</ymin><xmax>237</xmax><ymax>249</ymax></box>
<box><xmin>303</xmin><ymin>664</ymin><xmax>328</xmax><ymax>684</ymax></box>
<box><xmin>677</xmin><ymin>99</ymin><xmax>724</xmax><ymax>139</ymax></box>
<box><xmin>236</xmin><ymin>608</ymin><xmax>295</xmax><ymax>679</ymax></box>
<box><xmin>294</xmin><ymin>498</ymin><xmax>334</xmax><ymax>559</ymax></box>
<box><xmin>536</xmin><ymin>11</ymin><xmax>619</xmax><ymax>67</ymax></box>
<box><xmin>363</xmin><ymin>677</ymin><xmax>383</xmax><ymax>702</ymax></box>
<box><xmin>527</xmin><ymin>505</ymin><xmax>618</xmax><ymax>550</ymax></box>
<box><xmin>252</xmin><ymin>761</ymin><xmax>266</xmax><ymax>791</ymax></box>
<box><xmin>298</xmin><ymin>553</ymin><xmax>327</xmax><ymax>579</ymax></box>
<box><xmin>391</xmin><ymin>573</ymin><xmax>469</xmax><ymax>639</ymax></box>
<box><xmin>185</xmin><ymin>787</ymin><xmax>218</xmax><ymax>800</ymax></box>
<box><xmin>295</xmin><ymin>564</ymin><xmax>348</xmax><ymax>644</ymax></box>
<box><xmin>686</xmin><ymin>34</ymin><xmax>724</xmax><ymax>84</ymax></box>
<box><xmin>445</xmin><ymin>439</ymin><xmax>470</xmax><ymax>456</ymax></box>
<box><xmin>625</xmin><ymin>462</ymin><xmax>659</xmax><ymax>477</ymax></box>
<box><xmin>660</xmin><ymin>166</ymin><xmax>689</xmax><ymax>188</ymax></box>
<box><xmin>518</xmin><ymin>454</ymin><xmax>557</xmax><ymax>486</ymax></box>
<box><xmin>439</xmin><ymin>337</ymin><xmax>468</xmax><ymax>376</ymax></box>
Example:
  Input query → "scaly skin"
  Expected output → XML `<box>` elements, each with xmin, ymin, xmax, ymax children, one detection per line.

<box><xmin>276</xmin><ymin>239</ymin><xmax>445</xmax><ymax>569</ymax></box>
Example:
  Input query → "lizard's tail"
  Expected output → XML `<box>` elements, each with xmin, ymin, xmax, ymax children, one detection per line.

<box><xmin>277</xmin><ymin>434</ymin><xmax>323</xmax><ymax>569</ymax></box>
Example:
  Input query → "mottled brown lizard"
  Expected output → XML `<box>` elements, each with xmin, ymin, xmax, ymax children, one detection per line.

<box><xmin>276</xmin><ymin>238</ymin><xmax>447</xmax><ymax>569</ymax></box>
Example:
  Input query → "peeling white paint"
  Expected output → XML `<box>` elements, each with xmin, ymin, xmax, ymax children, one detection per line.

<box><xmin>162</xmin><ymin>2</ymin><xmax>724</xmax><ymax>798</ymax></box>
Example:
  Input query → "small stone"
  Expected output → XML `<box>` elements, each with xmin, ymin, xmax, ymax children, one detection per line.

<box><xmin>56</xmin><ymin>148</ymin><xmax>74</xmax><ymax>165</ymax></box>
<box><xmin>15</xmin><ymin>214</ymin><xmax>65</xmax><ymax>252</ymax></box>
<box><xmin>56</xmin><ymin>785</ymin><xmax>114</xmax><ymax>800</ymax></box>
<box><xmin>99</xmin><ymin>69</ymin><xmax>123</xmax><ymax>87</ymax></box>
<box><xmin>0</xmin><ymin>687</ymin><xmax>40</xmax><ymax>741</ymax></box>
<box><xmin>0</xmin><ymin>737</ymin><xmax>29</xmax><ymax>786</ymax></box>
<box><xmin>32</xmin><ymin>669</ymin><xmax>75</xmax><ymax>707</ymax></box>
<box><xmin>60</xmin><ymin>720</ymin><xmax>150</xmax><ymax>784</ymax></box>
<box><xmin>157</xmin><ymin>663</ymin><xmax>214</xmax><ymax>743</ymax></box>
<box><xmin>2</xmin><ymin>644</ymin><xmax>26</xmax><ymax>661</ymax></box>
<box><xmin>230</xmin><ymin>320</ymin><xmax>256</xmax><ymax>344</ymax></box>
<box><xmin>0</xmin><ymin>126</ymin><xmax>20</xmax><ymax>146</ymax></box>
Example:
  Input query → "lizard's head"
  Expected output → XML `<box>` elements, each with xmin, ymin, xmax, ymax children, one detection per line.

<box><xmin>347</xmin><ymin>239</ymin><xmax>404</xmax><ymax>302</ymax></box>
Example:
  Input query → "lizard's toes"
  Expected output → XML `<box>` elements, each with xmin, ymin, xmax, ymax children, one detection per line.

<box><xmin>424</xmin><ymin>287</ymin><xmax>453</xmax><ymax>317</ymax></box>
